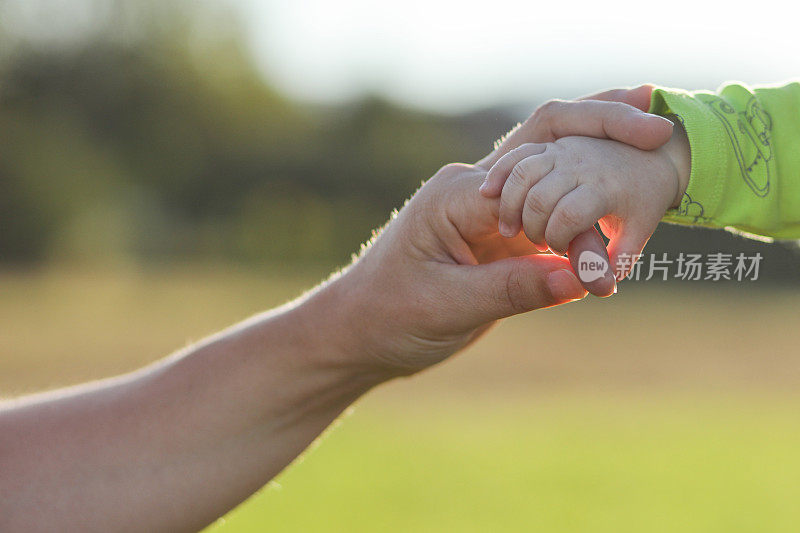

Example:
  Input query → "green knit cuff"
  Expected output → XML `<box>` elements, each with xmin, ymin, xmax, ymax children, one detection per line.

<box><xmin>649</xmin><ymin>88</ymin><xmax>731</xmax><ymax>230</ymax></box>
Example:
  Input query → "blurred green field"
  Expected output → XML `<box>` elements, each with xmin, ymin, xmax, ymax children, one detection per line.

<box><xmin>2</xmin><ymin>267</ymin><xmax>800</xmax><ymax>532</ymax></box>
<box><xmin>212</xmin><ymin>398</ymin><xmax>800</xmax><ymax>533</ymax></box>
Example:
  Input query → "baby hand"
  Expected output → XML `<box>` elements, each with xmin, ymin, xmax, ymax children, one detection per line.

<box><xmin>479</xmin><ymin>127</ymin><xmax>689</xmax><ymax>279</ymax></box>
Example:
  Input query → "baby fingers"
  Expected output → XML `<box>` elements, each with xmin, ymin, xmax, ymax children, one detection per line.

<box><xmin>480</xmin><ymin>143</ymin><xmax>547</xmax><ymax>197</ymax></box>
<box><xmin>497</xmin><ymin>152</ymin><xmax>557</xmax><ymax>240</ymax></box>
<box><xmin>544</xmin><ymin>184</ymin><xmax>610</xmax><ymax>254</ymax></box>
<box><xmin>517</xmin><ymin>169</ymin><xmax>578</xmax><ymax>248</ymax></box>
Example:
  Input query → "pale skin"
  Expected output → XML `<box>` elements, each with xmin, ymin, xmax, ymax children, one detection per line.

<box><xmin>481</xmin><ymin>120</ymin><xmax>691</xmax><ymax>279</ymax></box>
<box><xmin>0</xmin><ymin>87</ymin><xmax>674</xmax><ymax>532</ymax></box>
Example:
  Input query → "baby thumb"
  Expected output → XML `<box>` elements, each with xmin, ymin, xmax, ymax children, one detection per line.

<box><xmin>607</xmin><ymin>224</ymin><xmax>653</xmax><ymax>281</ymax></box>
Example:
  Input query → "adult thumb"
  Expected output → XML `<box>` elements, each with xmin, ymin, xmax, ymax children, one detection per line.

<box><xmin>454</xmin><ymin>254</ymin><xmax>587</xmax><ymax>327</ymax></box>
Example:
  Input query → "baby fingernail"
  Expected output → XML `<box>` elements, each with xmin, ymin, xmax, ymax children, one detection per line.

<box><xmin>547</xmin><ymin>269</ymin><xmax>586</xmax><ymax>302</ymax></box>
<box><xmin>479</xmin><ymin>180</ymin><xmax>489</xmax><ymax>192</ymax></box>
<box><xmin>498</xmin><ymin>222</ymin><xmax>513</xmax><ymax>237</ymax></box>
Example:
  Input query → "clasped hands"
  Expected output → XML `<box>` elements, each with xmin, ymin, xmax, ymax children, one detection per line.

<box><xmin>313</xmin><ymin>84</ymin><xmax>684</xmax><ymax>378</ymax></box>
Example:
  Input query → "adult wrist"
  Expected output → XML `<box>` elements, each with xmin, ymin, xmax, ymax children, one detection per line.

<box><xmin>288</xmin><ymin>269</ymin><xmax>396</xmax><ymax>390</ymax></box>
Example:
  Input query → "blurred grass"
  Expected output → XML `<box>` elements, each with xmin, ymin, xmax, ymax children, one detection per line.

<box><xmin>2</xmin><ymin>266</ymin><xmax>800</xmax><ymax>532</ymax></box>
<box><xmin>212</xmin><ymin>398</ymin><xmax>800</xmax><ymax>533</ymax></box>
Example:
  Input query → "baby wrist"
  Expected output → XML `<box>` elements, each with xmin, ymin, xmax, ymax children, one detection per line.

<box><xmin>660</xmin><ymin>118</ymin><xmax>691</xmax><ymax>208</ymax></box>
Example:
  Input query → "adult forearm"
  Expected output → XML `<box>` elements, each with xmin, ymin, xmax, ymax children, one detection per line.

<box><xmin>0</xmin><ymin>87</ymin><xmax>672</xmax><ymax>532</ymax></box>
<box><xmin>0</xmin><ymin>279</ymin><xmax>381</xmax><ymax>532</ymax></box>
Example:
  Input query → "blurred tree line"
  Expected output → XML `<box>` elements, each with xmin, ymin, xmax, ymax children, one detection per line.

<box><xmin>2</xmin><ymin>1</ymin><xmax>797</xmax><ymax>281</ymax></box>
<box><xmin>0</xmin><ymin>0</ymin><xmax>505</xmax><ymax>267</ymax></box>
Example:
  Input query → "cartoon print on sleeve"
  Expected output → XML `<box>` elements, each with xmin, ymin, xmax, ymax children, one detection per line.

<box><xmin>698</xmin><ymin>93</ymin><xmax>773</xmax><ymax>197</ymax></box>
<box><xmin>676</xmin><ymin>192</ymin><xmax>707</xmax><ymax>223</ymax></box>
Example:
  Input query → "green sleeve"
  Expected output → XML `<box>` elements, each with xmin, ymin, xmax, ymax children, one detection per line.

<box><xmin>648</xmin><ymin>81</ymin><xmax>800</xmax><ymax>240</ymax></box>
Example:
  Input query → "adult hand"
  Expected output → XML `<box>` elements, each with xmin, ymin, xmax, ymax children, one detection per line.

<box><xmin>315</xmin><ymin>85</ymin><xmax>674</xmax><ymax>376</ymax></box>
<box><xmin>477</xmin><ymin>84</ymin><xmax>675</xmax><ymax>294</ymax></box>
<box><xmin>476</xmin><ymin>84</ymin><xmax>673</xmax><ymax>169</ymax></box>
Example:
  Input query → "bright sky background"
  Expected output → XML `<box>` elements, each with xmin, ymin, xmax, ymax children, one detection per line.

<box><xmin>236</xmin><ymin>0</ymin><xmax>799</xmax><ymax>113</ymax></box>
